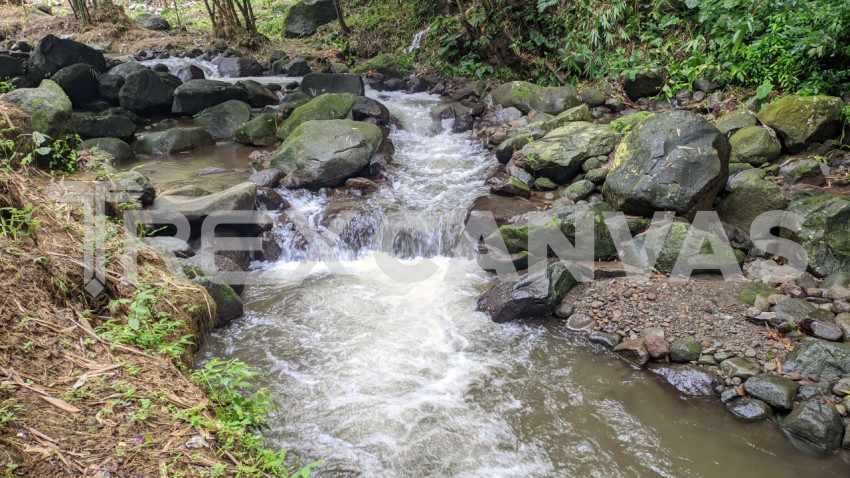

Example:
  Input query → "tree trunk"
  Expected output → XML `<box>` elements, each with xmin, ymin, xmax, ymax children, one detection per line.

<box><xmin>333</xmin><ymin>0</ymin><xmax>350</xmax><ymax>35</ymax></box>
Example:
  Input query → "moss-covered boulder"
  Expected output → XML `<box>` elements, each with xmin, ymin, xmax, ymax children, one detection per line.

<box><xmin>1</xmin><ymin>79</ymin><xmax>73</xmax><ymax>140</ymax></box>
<box><xmin>784</xmin><ymin>195</ymin><xmax>850</xmax><ymax>277</ymax></box>
<box><xmin>669</xmin><ymin>337</ymin><xmax>702</xmax><ymax>363</ymax></box>
<box><xmin>729</xmin><ymin>126</ymin><xmax>781</xmax><ymax>165</ymax></box>
<box><xmin>547</xmin><ymin>104</ymin><xmax>591</xmax><ymax>127</ymax></box>
<box><xmin>271</xmin><ymin>119</ymin><xmax>383</xmax><ymax>189</ymax></box>
<box><xmin>610</xmin><ymin>111</ymin><xmax>654</xmax><ymax>133</ymax></box>
<box><xmin>234</xmin><ymin>113</ymin><xmax>279</xmax><ymax>146</ymax></box>
<box><xmin>718</xmin><ymin>177</ymin><xmax>787</xmax><ymax>242</ymax></box>
<box><xmin>193</xmin><ymin>277</ymin><xmax>243</xmax><ymax>327</ymax></box>
<box><xmin>276</xmin><ymin>93</ymin><xmax>357</xmax><ymax>141</ymax></box>
<box><xmin>488</xmin><ymin>81</ymin><xmax>580</xmax><ymax>115</ymax></box>
<box><xmin>715</xmin><ymin>110</ymin><xmax>758</xmax><ymax>135</ymax></box>
<box><xmin>195</xmin><ymin>100</ymin><xmax>252</xmax><ymax>141</ymax></box>
<box><xmin>603</xmin><ymin>111</ymin><xmax>730</xmax><ymax>219</ymax></box>
<box><xmin>135</xmin><ymin>127</ymin><xmax>215</xmax><ymax>155</ymax></box>
<box><xmin>783</xmin><ymin>337</ymin><xmax>850</xmax><ymax>381</ymax></box>
<box><xmin>635</xmin><ymin>220</ymin><xmax>741</xmax><ymax>275</ymax></box>
<box><xmin>757</xmin><ymin>95</ymin><xmax>844</xmax><ymax>153</ymax></box>
<box><xmin>739</xmin><ymin>282</ymin><xmax>781</xmax><ymax>305</ymax></box>
<box><xmin>78</xmin><ymin>137</ymin><xmax>134</xmax><ymax>162</ymax></box>
<box><xmin>352</xmin><ymin>53</ymin><xmax>408</xmax><ymax>78</ymax></box>
<box><xmin>282</xmin><ymin>0</ymin><xmax>336</xmax><ymax>37</ymax></box>
<box><xmin>560</xmin><ymin>179</ymin><xmax>595</xmax><ymax>202</ymax></box>
<box><xmin>521</xmin><ymin>121</ymin><xmax>618</xmax><ymax>183</ymax></box>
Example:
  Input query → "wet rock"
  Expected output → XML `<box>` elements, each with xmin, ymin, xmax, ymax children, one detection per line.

<box><xmin>604</xmin><ymin>111</ymin><xmax>729</xmax><ymax>219</ymax></box>
<box><xmin>623</xmin><ymin>67</ymin><xmax>667</xmax><ymax>100</ymax></box>
<box><xmin>644</xmin><ymin>335</ymin><xmax>669</xmax><ymax>359</ymax></box>
<box><xmin>276</xmin><ymin>93</ymin><xmax>357</xmax><ymax>141</ymax></box>
<box><xmin>345</xmin><ymin>177</ymin><xmax>379</xmax><ymax>194</ymax></box>
<box><xmin>256</xmin><ymin>187</ymin><xmax>287</xmax><ymax>210</ymax></box>
<box><xmin>726</xmin><ymin>397</ymin><xmax>773</xmax><ymax>422</ymax></box>
<box><xmin>487</xmin><ymin>81</ymin><xmax>580</xmax><ymax>115</ymax></box>
<box><xmin>271</xmin><ymin>119</ymin><xmax>382</xmax><ymax>189</ymax></box>
<box><xmin>172</xmin><ymin>79</ymin><xmax>251</xmax><ymax>115</ymax></box>
<box><xmin>465</xmin><ymin>194</ymin><xmax>537</xmax><ymax>232</ymax></box>
<box><xmin>235</xmin><ymin>79</ymin><xmax>278</xmax><ymax>108</ymax></box>
<box><xmin>300</xmin><ymin>72</ymin><xmax>364</xmax><ymax>96</ymax></box>
<box><xmin>649</xmin><ymin>364</ymin><xmax>720</xmax><ymax>396</ymax></box>
<box><xmin>496</xmin><ymin>135</ymin><xmax>532</xmax><ymax>164</ymax></box>
<box><xmin>780</xmin><ymin>158</ymin><xmax>827</xmax><ymax>186</ymax></box>
<box><xmin>585</xmin><ymin>168</ymin><xmax>608</xmax><ymax>185</ymax></box>
<box><xmin>195</xmin><ymin>99</ymin><xmax>251</xmax><ymax>141</ymax></box>
<box><xmin>613</xmin><ymin>339</ymin><xmax>649</xmax><ymax>366</ymax></box>
<box><xmin>669</xmin><ymin>337</ymin><xmax>702</xmax><ymax>363</ymax></box>
<box><xmin>234</xmin><ymin>113</ymin><xmax>279</xmax><ymax>147</ymax></box>
<box><xmin>720</xmin><ymin>357</ymin><xmax>762</xmax><ymax>380</ymax></box>
<box><xmin>136</xmin><ymin>13</ymin><xmax>170</xmax><ymax>31</ymax></box>
<box><xmin>729</xmin><ymin>126</ymin><xmax>780</xmax><ymax>166</ymax></box>
<box><xmin>588</xmin><ymin>331</ymin><xmax>622</xmax><ymax>349</ymax></box>
<box><xmin>452</xmin><ymin>113</ymin><xmax>474</xmax><ymax>134</ymax></box>
<box><xmin>135</xmin><ymin>127</ymin><xmax>214</xmax><ymax>155</ymax></box>
<box><xmin>779</xmin><ymin>401</ymin><xmax>845</xmax><ymax>450</ymax></box>
<box><xmin>554</xmin><ymin>302</ymin><xmax>574</xmax><ymax>318</ymax></box>
<box><xmin>108</xmin><ymin>61</ymin><xmax>148</xmax><ymax>79</ymax></box>
<box><xmin>248</xmin><ymin>167</ymin><xmax>286</xmax><ymax>188</ymax></box>
<box><xmin>73</xmin><ymin>113</ymin><xmax>136</xmax><ymax>142</ymax></box>
<box><xmin>743</xmin><ymin>374</ymin><xmax>798</xmax><ymax>410</ymax></box>
<box><xmin>565</xmin><ymin>313</ymin><xmax>597</xmax><ymax>334</ymax></box>
<box><xmin>194</xmin><ymin>277</ymin><xmax>243</xmax><ymax>327</ymax></box>
<box><xmin>476</xmin><ymin>262</ymin><xmax>578</xmax><ymax>323</ymax></box>
<box><xmin>212</xmin><ymin>56</ymin><xmax>264</xmax><ymax>78</ymax></box>
<box><xmin>784</xmin><ymin>196</ymin><xmax>850</xmax><ymax>278</ymax></box>
<box><xmin>118</xmin><ymin>69</ymin><xmax>181</xmax><ymax>114</ymax></box>
<box><xmin>810</xmin><ymin>321</ymin><xmax>843</xmax><ymax>342</ymax></box>
<box><xmin>757</xmin><ymin>95</ymin><xmax>844</xmax><ymax>153</ymax></box>
<box><xmin>491</xmin><ymin>177</ymin><xmax>531</xmax><ymax>198</ymax></box>
<box><xmin>783</xmin><ymin>338</ymin><xmax>850</xmax><ymax>381</ymax></box>
<box><xmin>521</xmin><ymin>122</ymin><xmax>618</xmax><ymax>183</ymax></box>
<box><xmin>534</xmin><ymin>177</ymin><xmax>557</xmax><ymax>191</ymax></box>
<box><xmin>28</xmin><ymin>34</ymin><xmax>106</xmax><ymax>80</ymax></box>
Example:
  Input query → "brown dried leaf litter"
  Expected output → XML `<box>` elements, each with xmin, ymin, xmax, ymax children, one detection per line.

<box><xmin>0</xmin><ymin>168</ymin><xmax>251</xmax><ymax>477</ymax></box>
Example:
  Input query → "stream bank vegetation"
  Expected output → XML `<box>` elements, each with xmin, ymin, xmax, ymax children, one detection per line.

<box><xmin>0</xmin><ymin>111</ymin><xmax>318</xmax><ymax>476</ymax></box>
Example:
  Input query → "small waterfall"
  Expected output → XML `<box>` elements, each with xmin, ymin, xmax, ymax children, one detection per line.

<box><xmin>407</xmin><ymin>28</ymin><xmax>430</xmax><ymax>53</ymax></box>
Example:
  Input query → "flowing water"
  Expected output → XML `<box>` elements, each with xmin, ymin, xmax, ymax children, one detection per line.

<box><xmin>125</xmin><ymin>62</ymin><xmax>850</xmax><ymax>476</ymax></box>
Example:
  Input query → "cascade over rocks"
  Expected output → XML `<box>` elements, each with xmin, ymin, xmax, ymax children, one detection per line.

<box><xmin>2</xmin><ymin>79</ymin><xmax>73</xmax><ymax>140</ymax></box>
<box><xmin>270</xmin><ymin>119</ymin><xmax>383</xmax><ymax>189</ymax></box>
<box><xmin>757</xmin><ymin>95</ymin><xmax>844</xmax><ymax>153</ymax></box>
<box><xmin>118</xmin><ymin>69</ymin><xmax>181</xmax><ymax>114</ymax></box>
<box><xmin>603</xmin><ymin>110</ymin><xmax>730</xmax><ymax>219</ymax></box>
<box><xmin>282</xmin><ymin>0</ymin><xmax>336</xmax><ymax>37</ymax></box>
<box><xmin>172</xmin><ymin>80</ymin><xmax>252</xmax><ymax>115</ymax></box>
<box><xmin>300</xmin><ymin>73</ymin><xmax>365</xmax><ymax>96</ymax></box>
<box><xmin>27</xmin><ymin>34</ymin><xmax>106</xmax><ymax>80</ymax></box>
<box><xmin>488</xmin><ymin>81</ymin><xmax>580</xmax><ymax>115</ymax></box>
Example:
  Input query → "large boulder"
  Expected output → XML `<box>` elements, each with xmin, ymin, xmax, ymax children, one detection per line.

<box><xmin>78</xmin><ymin>137</ymin><xmax>134</xmax><ymax>162</ymax></box>
<box><xmin>728</xmin><ymin>126</ymin><xmax>781</xmax><ymax>166</ymax></box>
<box><xmin>623</xmin><ymin>68</ymin><xmax>667</xmax><ymax>100</ymax></box>
<box><xmin>27</xmin><ymin>34</ymin><xmax>106</xmax><ymax>80</ymax></box>
<box><xmin>0</xmin><ymin>55</ymin><xmax>23</xmax><ymax>79</ymax></box>
<box><xmin>135</xmin><ymin>127</ymin><xmax>215</xmax><ymax>155</ymax></box>
<box><xmin>98</xmin><ymin>73</ymin><xmax>125</xmax><ymax>101</ymax></box>
<box><xmin>352</xmin><ymin>53</ymin><xmax>408</xmax><ymax>78</ymax></box>
<box><xmin>275</xmin><ymin>92</ymin><xmax>357</xmax><ymax>141</ymax></box>
<box><xmin>271</xmin><ymin>119</ymin><xmax>382</xmax><ymax>189</ymax></box>
<box><xmin>300</xmin><ymin>73</ymin><xmax>364</xmax><ymax>96</ymax></box>
<box><xmin>136</xmin><ymin>13</ymin><xmax>170</xmax><ymax>31</ymax></box>
<box><xmin>520</xmin><ymin>122</ymin><xmax>618</xmax><ymax>183</ymax></box>
<box><xmin>488</xmin><ymin>81</ymin><xmax>580</xmax><ymax>115</ymax></box>
<box><xmin>273</xmin><ymin>58</ymin><xmax>311</xmax><ymax>76</ymax></box>
<box><xmin>171</xmin><ymin>79</ymin><xmax>252</xmax><ymax>115</ymax></box>
<box><xmin>152</xmin><ymin>182</ymin><xmax>257</xmax><ymax>224</ymax></box>
<box><xmin>476</xmin><ymin>262</ymin><xmax>578</xmax><ymax>323</ymax></box>
<box><xmin>234</xmin><ymin>113</ymin><xmax>279</xmax><ymax>146</ymax></box>
<box><xmin>50</xmin><ymin>63</ymin><xmax>99</xmax><ymax>107</ymax></box>
<box><xmin>282</xmin><ymin>0</ymin><xmax>336</xmax><ymax>37</ymax></box>
<box><xmin>782</xmin><ymin>338</ymin><xmax>850</xmax><ymax>381</ymax></box>
<box><xmin>1</xmin><ymin>79</ymin><xmax>73</xmax><ymax>140</ymax></box>
<box><xmin>757</xmin><ymin>95</ymin><xmax>844</xmax><ymax>152</ymax></box>
<box><xmin>603</xmin><ymin>111</ymin><xmax>730</xmax><ymax>219</ymax></box>
<box><xmin>212</xmin><ymin>57</ymin><xmax>265</xmax><ymax>78</ymax></box>
<box><xmin>779</xmin><ymin>401</ymin><xmax>845</xmax><ymax>451</ymax></box>
<box><xmin>72</xmin><ymin>113</ymin><xmax>136</xmax><ymax>142</ymax></box>
<box><xmin>718</xmin><ymin>177</ymin><xmax>787</xmax><ymax>243</ymax></box>
<box><xmin>195</xmin><ymin>100</ymin><xmax>252</xmax><ymax>141</ymax></box>
<box><xmin>118</xmin><ymin>69</ymin><xmax>181</xmax><ymax>114</ymax></box>
<box><xmin>633</xmin><ymin>220</ymin><xmax>742</xmax><ymax>275</ymax></box>
<box><xmin>235</xmin><ymin>80</ymin><xmax>278</xmax><ymax>108</ymax></box>
<box><xmin>715</xmin><ymin>110</ymin><xmax>758</xmax><ymax>135</ymax></box>
<box><xmin>784</xmin><ymin>195</ymin><xmax>850</xmax><ymax>277</ymax></box>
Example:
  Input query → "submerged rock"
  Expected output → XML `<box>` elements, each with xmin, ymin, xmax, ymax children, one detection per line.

<box><xmin>613</xmin><ymin>339</ymin><xmax>649</xmax><ymax>366</ymax></box>
<box><xmin>726</xmin><ymin>397</ymin><xmax>773</xmax><ymax>422</ymax></box>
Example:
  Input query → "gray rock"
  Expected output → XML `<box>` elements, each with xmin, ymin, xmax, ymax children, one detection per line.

<box><xmin>720</xmin><ymin>357</ymin><xmax>762</xmax><ymax>379</ymax></box>
<box><xmin>780</xmin><ymin>158</ymin><xmax>827</xmax><ymax>186</ymax></box>
<box><xmin>832</xmin><ymin>378</ymin><xmax>850</xmax><ymax>397</ymax></box>
<box><xmin>718</xmin><ymin>177</ymin><xmax>787</xmax><ymax>243</ymax></box>
<box><xmin>0</xmin><ymin>54</ymin><xmax>23</xmax><ymax>79</ymax></box>
<box><xmin>488</xmin><ymin>81</ymin><xmax>580</xmax><ymax>115</ymax></box>
<box><xmin>211</xmin><ymin>57</ymin><xmax>264</xmax><ymax>78</ymax></box>
<box><xmin>554</xmin><ymin>302</ymin><xmax>574</xmax><ymax>318</ymax></box>
<box><xmin>136</xmin><ymin>13</ymin><xmax>170</xmax><ymax>31</ymax></box>
<box><xmin>624</xmin><ymin>67</ymin><xmax>667</xmax><ymax>100</ymax></box>
<box><xmin>773</xmin><ymin>298</ymin><xmax>818</xmax><ymax>325</ymax></box>
<box><xmin>282</xmin><ymin>0</ymin><xmax>336</xmax><ymax>37</ymax></box>
<box><xmin>172</xmin><ymin>79</ymin><xmax>251</xmax><ymax>115</ymax></box>
<box><xmin>1</xmin><ymin>79</ymin><xmax>72</xmax><ymax>141</ymax></box>
<box><xmin>193</xmin><ymin>277</ymin><xmax>243</xmax><ymax>327</ymax></box>
<box><xmin>758</xmin><ymin>95</ymin><xmax>844</xmax><ymax>153</ymax></box>
<box><xmin>273</xmin><ymin>58</ymin><xmax>311</xmax><ymax>76</ymax></box>
<box><xmin>603</xmin><ymin>111</ymin><xmax>730</xmax><ymax>219</ymax></box>
<box><xmin>560</xmin><ymin>179</ymin><xmax>595</xmax><ymax>202</ymax></box>
<box><xmin>27</xmin><ymin>34</ymin><xmax>106</xmax><ymax>80</ymax></box>
<box><xmin>743</xmin><ymin>373</ymin><xmax>799</xmax><ymax>410</ymax></box>
<box><xmin>810</xmin><ymin>321</ymin><xmax>844</xmax><ymax>342</ymax></box>
<box><xmin>195</xmin><ymin>100</ymin><xmax>252</xmax><ymax>140</ymax></box>
<box><xmin>726</xmin><ymin>397</ymin><xmax>773</xmax><ymax>422</ymax></box>
<box><xmin>715</xmin><ymin>110</ymin><xmax>758</xmax><ymax>135</ymax></box>
<box><xmin>729</xmin><ymin>126</ymin><xmax>781</xmax><ymax>166</ymax></box>
<box><xmin>648</xmin><ymin>364</ymin><xmax>719</xmax><ymax>396</ymax></box>
<box><xmin>476</xmin><ymin>262</ymin><xmax>578</xmax><ymax>323</ymax></box>
<box><xmin>784</xmin><ymin>195</ymin><xmax>850</xmax><ymax>277</ymax></box>
<box><xmin>135</xmin><ymin>127</ymin><xmax>215</xmax><ymax>155</ymax></box>
<box><xmin>300</xmin><ymin>72</ymin><xmax>364</xmax><ymax>96</ymax></box>
<box><xmin>73</xmin><ymin>113</ymin><xmax>136</xmax><ymax>142</ymax></box>
<box><xmin>78</xmin><ymin>137</ymin><xmax>134</xmax><ymax>162</ymax></box>
<box><xmin>580</xmin><ymin>88</ymin><xmax>606</xmax><ymax>107</ymax></box>
<box><xmin>565</xmin><ymin>313</ymin><xmax>596</xmax><ymax>333</ymax></box>
<box><xmin>588</xmin><ymin>331</ymin><xmax>622</xmax><ymax>349</ymax></box>
<box><xmin>614</xmin><ymin>339</ymin><xmax>649</xmax><ymax>366</ymax></box>
<box><xmin>669</xmin><ymin>337</ymin><xmax>702</xmax><ymax>363</ymax></box>
<box><xmin>779</xmin><ymin>401</ymin><xmax>845</xmax><ymax>450</ymax></box>
<box><xmin>236</xmin><ymin>80</ymin><xmax>279</xmax><ymax>108</ymax></box>
<box><xmin>783</xmin><ymin>338</ymin><xmax>850</xmax><ymax>381</ymax></box>
<box><xmin>51</xmin><ymin>63</ymin><xmax>99</xmax><ymax>107</ymax></box>
<box><xmin>152</xmin><ymin>182</ymin><xmax>256</xmax><ymax>224</ymax></box>
<box><xmin>119</xmin><ymin>69</ymin><xmax>181</xmax><ymax>114</ymax></box>
<box><xmin>521</xmin><ymin>122</ymin><xmax>618</xmax><ymax>183</ymax></box>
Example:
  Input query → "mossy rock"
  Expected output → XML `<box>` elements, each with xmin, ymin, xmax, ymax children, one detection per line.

<box><xmin>757</xmin><ymin>95</ymin><xmax>844</xmax><ymax>153</ymax></box>
<box><xmin>715</xmin><ymin>110</ymin><xmax>757</xmax><ymax>135</ymax></box>
<box><xmin>1</xmin><ymin>79</ymin><xmax>73</xmax><ymax>141</ymax></box>
<box><xmin>610</xmin><ymin>111</ymin><xmax>654</xmax><ymax>133</ymax></box>
<box><xmin>739</xmin><ymin>282</ymin><xmax>781</xmax><ymax>305</ymax></box>
<box><xmin>669</xmin><ymin>337</ymin><xmax>702</xmax><ymax>363</ymax></box>
<box><xmin>560</xmin><ymin>179</ymin><xmax>595</xmax><ymax>202</ymax></box>
<box><xmin>729</xmin><ymin>126</ymin><xmax>781</xmax><ymax>166</ymax></box>
<box><xmin>783</xmin><ymin>195</ymin><xmax>850</xmax><ymax>277</ymax></box>
<box><xmin>488</xmin><ymin>81</ymin><xmax>580</xmax><ymax>115</ymax></box>
<box><xmin>193</xmin><ymin>277</ymin><xmax>243</xmax><ymax>327</ymax></box>
<box><xmin>276</xmin><ymin>93</ymin><xmax>357</xmax><ymax>141</ymax></box>
<box><xmin>718</xmin><ymin>177</ymin><xmax>787</xmax><ymax>242</ymax></box>
<box><xmin>234</xmin><ymin>113</ymin><xmax>279</xmax><ymax>146</ymax></box>
<box><xmin>521</xmin><ymin>121</ymin><xmax>618</xmax><ymax>183</ymax></box>
<box><xmin>352</xmin><ymin>53</ymin><xmax>408</xmax><ymax>78</ymax></box>
<box><xmin>534</xmin><ymin>177</ymin><xmax>557</xmax><ymax>190</ymax></box>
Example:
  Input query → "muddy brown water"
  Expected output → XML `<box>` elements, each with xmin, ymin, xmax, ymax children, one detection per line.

<box><xmin>126</xmin><ymin>61</ymin><xmax>850</xmax><ymax>477</ymax></box>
